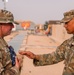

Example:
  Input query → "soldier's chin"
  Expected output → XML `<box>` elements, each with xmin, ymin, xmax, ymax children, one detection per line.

<box><xmin>67</xmin><ymin>31</ymin><xmax>72</xmax><ymax>34</ymax></box>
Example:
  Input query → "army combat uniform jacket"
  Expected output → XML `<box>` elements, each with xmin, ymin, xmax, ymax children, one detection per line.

<box><xmin>0</xmin><ymin>38</ymin><xmax>19</xmax><ymax>75</ymax></box>
<box><xmin>33</xmin><ymin>36</ymin><xmax>74</xmax><ymax>75</ymax></box>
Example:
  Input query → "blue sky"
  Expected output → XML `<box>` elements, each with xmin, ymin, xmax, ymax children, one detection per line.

<box><xmin>0</xmin><ymin>0</ymin><xmax>74</xmax><ymax>24</ymax></box>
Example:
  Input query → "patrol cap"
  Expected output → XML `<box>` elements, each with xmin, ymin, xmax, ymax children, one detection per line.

<box><xmin>0</xmin><ymin>9</ymin><xmax>18</xmax><ymax>24</ymax></box>
<box><xmin>61</xmin><ymin>9</ymin><xmax>74</xmax><ymax>23</ymax></box>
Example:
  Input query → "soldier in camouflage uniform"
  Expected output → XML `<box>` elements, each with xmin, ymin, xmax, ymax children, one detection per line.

<box><xmin>0</xmin><ymin>9</ymin><xmax>20</xmax><ymax>75</ymax></box>
<box><xmin>19</xmin><ymin>9</ymin><xmax>74</xmax><ymax>75</ymax></box>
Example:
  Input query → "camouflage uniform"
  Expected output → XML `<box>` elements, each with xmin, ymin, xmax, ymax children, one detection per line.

<box><xmin>0</xmin><ymin>38</ymin><xmax>19</xmax><ymax>75</ymax></box>
<box><xmin>0</xmin><ymin>9</ymin><xmax>19</xmax><ymax>75</ymax></box>
<box><xmin>33</xmin><ymin>10</ymin><xmax>74</xmax><ymax>75</ymax></box>
<box><xmin>33</xmin><ymin>36</ymin><xmax>74</xmax><ymax>75</ymax></box>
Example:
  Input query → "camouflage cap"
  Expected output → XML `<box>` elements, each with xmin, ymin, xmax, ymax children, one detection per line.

<box><xmin>0</xmin><ymin>9</ymin><xmax>18</xmax><ymax>24</ymax></box>
<box><xmin>61</xmin><ymin>9</ymin><xmax>74</xmax><ymax>23</ymax></box>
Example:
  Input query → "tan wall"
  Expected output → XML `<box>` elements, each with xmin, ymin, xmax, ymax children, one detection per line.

<box><xmin>51</xmin><ymin>23</ymin><xmax>72</xmax><ymax>43</ymax></box>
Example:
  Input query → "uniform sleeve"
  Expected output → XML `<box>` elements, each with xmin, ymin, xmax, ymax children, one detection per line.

<box><xmin>33</xmin><ymin>40</ymin><xmax>67</xmax><ymax>66</ymax></box>
<box><xmin>0</xmin><ymin>50</ymin><xmax>19</xmax><ymax>75</ymax></box>
<box><xmin>0</xmin><ymin>66</ymin><xmax>19</xmax><ymax>75</ymax></box>
<box><xmin>3</xmin><ymin>66</ymin><xmax>19</xmax><ymax>75</ymax></box>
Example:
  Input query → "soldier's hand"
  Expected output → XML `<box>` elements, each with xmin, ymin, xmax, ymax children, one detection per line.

<box><xmin>15</xmin><ymin>57</ymin><xmax>20</xmax><ymax>69</ymax></box>
<box><xmin>19</xmin><ymin>51</ymin><xmax>36</xmax><ymax>59</ymax></box>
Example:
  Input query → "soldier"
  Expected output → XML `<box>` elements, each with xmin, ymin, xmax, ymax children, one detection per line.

<box><xmin>19</xmin><ymin>9</ymin><xmax>74</xmax><ymax>75</ymax></box>
<box><xmin>0</xmin><ymin>9</ymin><xmax>20</xmax><ymax>75</ymax></box>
